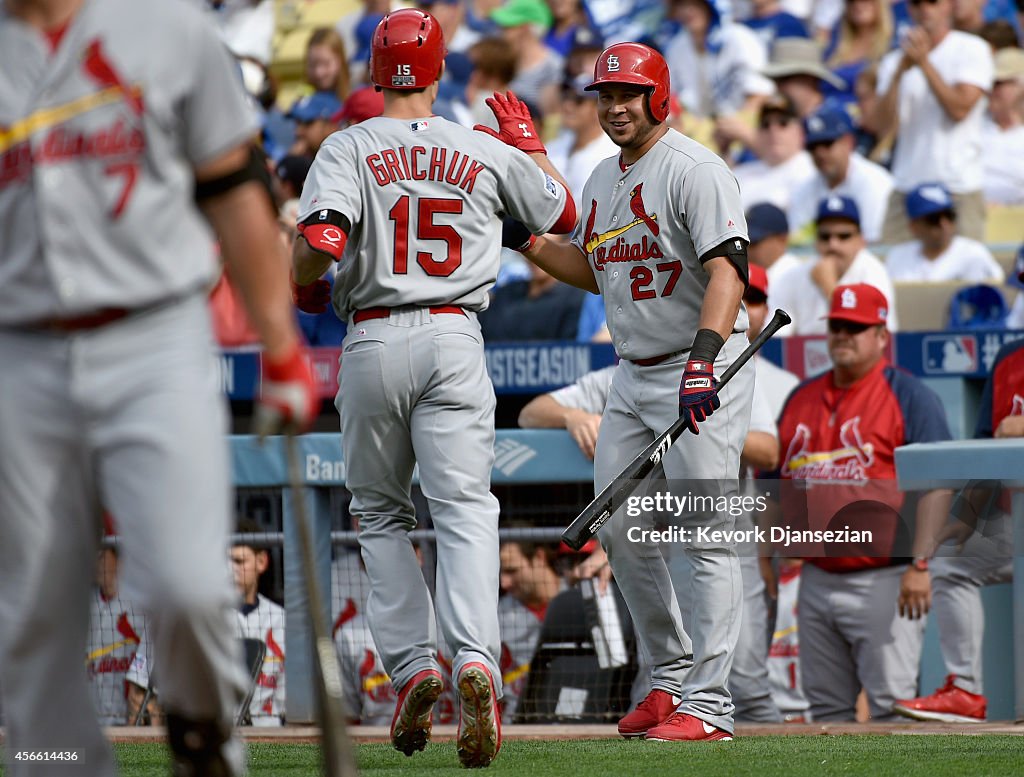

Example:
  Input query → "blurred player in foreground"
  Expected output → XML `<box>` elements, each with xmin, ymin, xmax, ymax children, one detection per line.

<box><xmin>0</xmin><ymin>1</ymin><xmax>316</xmax><ymax>774</ymax></box>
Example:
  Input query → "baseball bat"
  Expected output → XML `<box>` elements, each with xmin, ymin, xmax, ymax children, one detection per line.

<box><xmin>285</xmin><ymin>435</ymin><xmax>360</xmax><ymax>777</ymax></box>
<box><xmin>561</xmin><ymin>309</ymin><xmax>792</xmax><ymax>550</ymax></box>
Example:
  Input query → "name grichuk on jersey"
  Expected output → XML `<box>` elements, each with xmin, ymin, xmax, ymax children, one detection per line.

<box><xmin>298</xmin><ymin>115</ymin><xmax>567</xmax><ymax>317</ymax></box>
<box><xmin>774</xmin><ymin>360</ymin><xmax>952</xmax><ymax>573</ymax></box>
<box><xmin>571</xmin><ymin>128</ymin><xmax>749</xmax><ymax>361</ymax></box>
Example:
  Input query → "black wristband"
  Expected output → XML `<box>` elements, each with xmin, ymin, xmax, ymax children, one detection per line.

<box><xmin>689</xmin><ymin>328</ymin><xmax>725</xmax><ymax>364</ymax></box>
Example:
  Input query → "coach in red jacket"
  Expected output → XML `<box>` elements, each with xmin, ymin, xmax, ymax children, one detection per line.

<box><xmin>771</xmin><ymin>283</ymin><xmax>952</xmax><ymax>721</ymax></box>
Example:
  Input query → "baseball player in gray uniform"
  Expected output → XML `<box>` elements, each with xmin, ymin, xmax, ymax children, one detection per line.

<box><xmin>0</xmin><ymin>1</ymin><xmax>317</xmax><ymax>775</ymax></box>
<box><xmin>291</xmin><ymin>8</ymin><xmax>576</xmax><ymax>767</ymax></box>
<box><xmin>511</xmin><ymin>42</ymin><xmax>755</xmax><ymax>742</ymax></box>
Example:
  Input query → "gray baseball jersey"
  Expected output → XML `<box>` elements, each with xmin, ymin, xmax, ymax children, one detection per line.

<box><xmin>299</xmin><ymin>116</ymin><xmax>567</xmax><ymax>316</ymax></box>
<box><xmin>86</xmin><ymin>590</ymin><xmax>147</xmax><ymax>726</ymax></box>
<box><xmin>235</xmin><ymin>595</ymin><xmax>286</xmax><ymax>726</ymax></box>
<box><xmin>0</xmin><ymin>0</ymin><xmax>257</xmax><ymax>324</ymax></box>
<box><xmin>334</xmin><ymin>613</ymin><xmax>399</xmax><ymax>726</ymax></box>
<box><xmin>0</xmin><ymin>2</ymin><xmax>255</xmax><ymax>773</ymax></box>
<box><xmin>572</xmin><ymin>128</ymin><xmax>749</xmax><ymax>361</ymax></box>
<box><xmin>300</xmin><ymin>114</ymin><xmax>568</xmax><ymax>699</ymax></box>
<box><xmin>497</xmin><ymin>595</ymin><xmax>545</xmax><ymax>720</ymax></box>
<box><xmin>576</xmin><ymin>128</ymin><xmax>755</xmax><ymax>734</ymax></box>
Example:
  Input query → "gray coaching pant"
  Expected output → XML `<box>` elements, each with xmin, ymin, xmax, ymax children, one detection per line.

<box><xmin>594</xmin><ymin>333</ymin><xmax>754</xmax><ymax>733</ymax></box>
<box><xmin>338</xmin><ymin>308</ymin><xmax>502</xmax><ymax>695</ymax></box>
<box><xmin>0</xmin><ymin>296</ymin><xmax>246</xmax><ymax>777</ymax></box>
<box><xmin>929</xmin><ymin>514</ymin><xmax>1014</xmax><ymax>695</ymax></box>
<box><xmin>799</xmin><ymin>563</ymin><xmax>925</xmax><ymax>721</ymax></box>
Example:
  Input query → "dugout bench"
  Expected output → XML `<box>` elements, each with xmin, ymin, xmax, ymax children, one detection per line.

<box><xmin>231</xmin><ymin>433</ymin><xmax>1024</xmax><ymax>723</ymax></box>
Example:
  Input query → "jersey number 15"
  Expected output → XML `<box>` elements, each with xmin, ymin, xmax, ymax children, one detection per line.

<box><xmin>388</xmin><ymin>195</ymin><xmax>463</xmax><ymax>277</ymax></box>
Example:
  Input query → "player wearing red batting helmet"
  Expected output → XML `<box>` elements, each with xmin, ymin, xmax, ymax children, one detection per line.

<box><xmin>585</xmin><ymin>42</ymin><xmax>671</xmax><ymax>124</ymax></box>
<box><xmin>292</xmin><ymin>6</ymin><xmax>577</xmax><ymax>769</ymax></box>
<box><xmin>370</xmin><ymin>8</ymin><xmax>447</xmax><ymax>91</ymax></box>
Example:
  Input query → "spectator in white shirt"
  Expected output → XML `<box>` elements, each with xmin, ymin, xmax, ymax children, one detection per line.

<box><xmin>981</xmin><ymin>47</ymin><xmax>1024</xmax><ymax>206</ymax></box>
<box><xmin>770</xmin><ymin>195</ymin><xmax>898</xmax><ymax>335</ymax></box>
<box><xmin>1007</xmin><ymin>247</ymin><xmax>1024</xmax><ymax>329</ymax></box>
<box><xmin>734</xmin><ymin>94</ymin><xmax>817</xmax><ymax>210</ymax></box>
<box><xmin>885</xmin><ymin>183</ymin><xmax>1005</xmax><ymax>282</ymax></box>
<box><xmin>874</xmin><ymin>0</ymin><xmax>993</xmax><ymax>243</ymax></box>
<box><xmin>746</xmin><ymin>202</ymin><xmax>805</xmax><ymax>295</ymax></box>
<box><xmin>209</xmin><ymin>0</ymin><xmax>274</xmax><ymax>66</ymax></box>
<box><xmin>546</xmin><ymin>74</ymin><xmax>619</xmax><ymax>206</ymax></box>
<box><xmin>788</xmin><ymin>104</ymin><xmax>894</xmax><ymax>243</ymax></box>
<box><xmin>663</xmin><ymin>0</ymin><xmax>775</xmax><ymax>153</ymax></box>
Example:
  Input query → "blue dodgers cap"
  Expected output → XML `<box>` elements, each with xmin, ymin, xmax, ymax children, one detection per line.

<box><xmin>815</xmin><ymin>194</ymin><xmax>860</xmax><ymax>225</ymax></box>
<box><xmin>746</xmin><ymin>202</ymin><xmax>789</xmax><ymax>243</ymax></box>
<box><xmin>803</xmin><ymin>104</ymin><xmax>854</xmax><ymax>146</ymax></box>
<box><xmin>905</xmin><ymin>183</ymin><xmax>955</xmax><ymax>220</ymax></box>
<box><xmin>289</xmin><ymin>92</ymin><xmax>344</xmax><ymax>123</ymax></box>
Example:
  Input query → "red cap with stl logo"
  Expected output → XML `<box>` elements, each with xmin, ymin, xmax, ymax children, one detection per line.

<box><xmin>826</xmin><ymin>283</ymin><xmax>888</xmax><ymax>326</ymax></box>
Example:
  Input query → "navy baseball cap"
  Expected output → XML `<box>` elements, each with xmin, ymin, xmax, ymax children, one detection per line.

<box><xmin>746</xmin><ymin>203</ymin><xmax>789</xmax><ymax>243</ymax></box>
<box><xmin>275</xmin><ymin>154</ymin><xmax>313</xmax><ymax>193</ymax></box>
<box><xmin>815</xmin><ymin>194</ymin><xmax>860</xmax><ymax>225</ymax></box>
<box><xmin>803</xmin><ymin>104</ymin><xmax>854</xmax><ymax>146</ymax></box>
<box><xmin>289</xmin><ymin>92</ymin><xmax>343</xmax><ymax>123</ymax></box>
<box><xmin>905</xmin><ymin>183</ymin><xmax>955</xmax><ymax>220</ymax></box>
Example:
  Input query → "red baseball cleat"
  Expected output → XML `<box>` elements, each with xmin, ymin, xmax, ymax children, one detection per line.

<box><xmin>391</xmin><ymin>668</ymin><xmax>444</xmax><ymax>756</ymax></box>
<box><xmin>647</xmin><ymin>712</ymin><xmax>734</xmax><ymax>742</ymax></box>
<box><xmin>456</xmin><ymin>662</ymin><xmax>501</xmax><ymax>768</ymax></box>
<box><xmin>617</xmin><ymin>689</ymin><xmax>680</xmax><ymax>738</ymax></box>
<box><xmin>893</xmin><ymin>675</ymin><xmax>987</xmax><ymax>723</ymax></box>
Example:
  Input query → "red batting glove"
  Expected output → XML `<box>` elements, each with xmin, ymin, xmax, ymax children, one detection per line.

<box><xmin>678</xmin><ymin>359</ymin><xmax>720</xmax><ymax>435</ymax></box>
<box><xmin>472</xmin><ymin>91</ymin><xmax>546</xmax><ymax>155</ymax></box>
<box><xmin>292</xmin><ymin>278</ymin><xmax>331</xmax><ymax>314</ymax></box>
<box><xmin>255</xmin><ymin>343</ymin><xmax>318</xmax><ymax>436</ymax></box>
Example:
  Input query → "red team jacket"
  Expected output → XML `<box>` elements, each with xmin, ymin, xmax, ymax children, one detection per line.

<box><xmin>774</xmin><ymin>360</ymin><xmax>951</xmax><ymax>573</ymax></box>
<box><xmin>975</xmin><ymin>338</ymin><xmax>1024</xmax><ymax>439</ymax></box>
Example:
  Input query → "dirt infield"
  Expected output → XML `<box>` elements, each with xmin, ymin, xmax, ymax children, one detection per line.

<box><xmin>102</xmin><ymin>720</ymin><xmax>1024</xmax><ymax>745</ymax></box>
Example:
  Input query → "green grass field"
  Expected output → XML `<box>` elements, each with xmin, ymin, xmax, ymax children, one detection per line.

<box><xmin>87</xmin><ymin>736</ymin><xmax>1023</xmax><ymax>777</ymax></box>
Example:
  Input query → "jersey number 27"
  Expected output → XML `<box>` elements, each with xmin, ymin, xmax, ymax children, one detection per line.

<box><xmin>388</xmin><ymin>195</ymin><xmax>463</xmax><ymax>277</ymax></box>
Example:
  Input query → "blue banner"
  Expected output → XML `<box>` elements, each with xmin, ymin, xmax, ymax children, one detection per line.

<box><xmin>220</xmin><ymin>331</ymin><xmax>1024</xmax><ymax>401</ymax></box>
<box><xmin>231</xmin><ymin>430</ymin><xmax>595</xmax><ymax>487</ymax></box>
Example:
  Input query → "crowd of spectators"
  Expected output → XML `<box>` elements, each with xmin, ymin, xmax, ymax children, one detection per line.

<box><xmin>201</xmin><ymin>0</ymin><xmax>1022</xmax><ymax>350</ymax></box>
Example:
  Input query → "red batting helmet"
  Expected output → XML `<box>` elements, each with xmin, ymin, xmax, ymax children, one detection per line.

<box><xmin>585</xmin><ymin>43</ymin><xmax>671</xmax><ymax>124</ymax></box>
<box><xmin>370</xmin><ymin>9</ymin><xmax>446</xmax><ymax>90</ymax></box>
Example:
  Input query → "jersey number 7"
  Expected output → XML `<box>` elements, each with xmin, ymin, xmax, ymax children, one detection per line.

<box><xmin>388</xmin><ymin>195</ymin><xmax>463</xmax><ymax>277</ymax></box>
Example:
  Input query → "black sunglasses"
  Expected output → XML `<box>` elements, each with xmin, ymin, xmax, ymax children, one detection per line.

<box><xmin>816</xmin><ymin>229</ymin><xmax>858</xmax><ymax>242</ymax></box>
<box><xmin>807</xmin><ymin>137</ymin><xmax>840</xmax><ymax>152</ymax></box>
<box><xmin>921</xmin><ymin>210</ymin><xmax>955</xmax><ymax>226</ymax></box>
<box><xmin>909</xmin><ymin>0</ymin><xmax>940</xmax><ymax>6</ymax></box>
<box><xmin>828</xmin><ymin>320</ymin><xmax>872</xmax><ymax>335</ymax></box>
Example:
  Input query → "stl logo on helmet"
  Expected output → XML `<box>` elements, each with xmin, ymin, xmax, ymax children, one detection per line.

<box><xmin>392</xmin><ymin>63</ymin><xmax>415</xmax><ymax>87</ymax></box>
<box><xmin>606</xmin><ymin>55</ymin><xmax>620</xmax><ymax>72</ymax></box>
